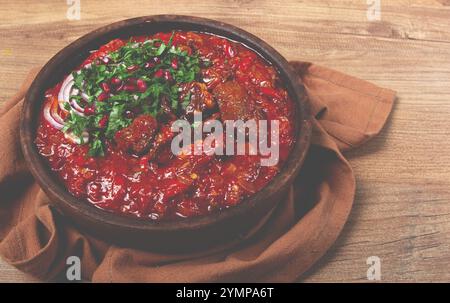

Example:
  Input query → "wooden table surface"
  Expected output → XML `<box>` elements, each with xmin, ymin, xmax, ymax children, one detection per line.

<box><xmin>1</xmin><ymin>0</ymin><xmax>449</xmax><ymax>282</ymax></box>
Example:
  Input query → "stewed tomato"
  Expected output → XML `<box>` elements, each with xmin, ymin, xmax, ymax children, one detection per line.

<box><xmin>35</xmin><ymin>31</ymin><xmax>296</xmax><ymax>220</ymax></box>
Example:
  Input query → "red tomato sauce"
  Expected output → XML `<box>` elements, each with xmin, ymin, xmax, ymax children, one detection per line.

<box><xmin>35</xmin><ymin>31</ymin><xmax>296</xmax><ymax>220</ymax></box>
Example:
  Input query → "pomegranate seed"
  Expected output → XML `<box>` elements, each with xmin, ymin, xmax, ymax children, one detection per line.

<box><xmin>137</xmin><ymin>79</ymin><xmax>147</xmax><ymax>92</ymax></box>
<box><xmin>111</xmin><ymin>77</ymin><xmax>122</xmax><ymax>86</ymax></box>
<box><xmin>123</xmin><ymin>84</ymin><xmax>136</xmax><ymax>92</ymax></box>
<box><xmin>126</xmin><ymin>65</ymin><xmax>139</xmax><ymax>72</ymax></box>
<box><xmin>98</xmin><ymin>115</ymin><xmax>109</xmax><ymax>128</ymax></box>
<box><xmin>97</xmin><ymin>92</ymin><xmax>109</xmax><ymax>102</ymax></box>
<box><xmin>115</xmin><ymin>83</ymin><xmax>124</xmax><ymax>92</ymax></box>
<box><xmin>154</xmin><ymin>69</ymin><xmax>164</xmax><ymax>78</ymax></box>
<box><xmin>171</xmin><ymin>58</ymin><xmax>178</xmax><ymax>69</ymax></box>
<box><xmin>163</xmin><ymin>70</ymin><xmax>173</xmax><ymax>81</ymax></box>
<box><xmin>101</xmin><ymin>82</ymin><xmax>110</xmax><ymax>93</ymax></box>
<box><xmin>84</xmin><ymin>105</ymin><xmax>95</xmax><ymax>115</ymax></box>
<box><xmin>127</xmin><ymin>78</ymin><xmax>138</xmax><ymax>85</ymax></box>
<box><xmin>144</xmin><ymin>62</ymin><xmax>155</xmax><ymax>69</ymax></box>
<box><xmin>124</xmin><ymin>110</ymin><xmax>135</xmax><ymax>119</ymax></box>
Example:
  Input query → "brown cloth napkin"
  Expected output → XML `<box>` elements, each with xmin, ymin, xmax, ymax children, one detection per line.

<box><xmin>0</xmin><ymin>62</ymin><xmax>395</xmax><ymax>282</ymax></box>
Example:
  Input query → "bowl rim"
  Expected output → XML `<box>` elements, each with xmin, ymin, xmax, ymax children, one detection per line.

<box><xmin>20</xmin><ymin>15</ymin><xmax>312</xmax><ymax>232</ymax></box>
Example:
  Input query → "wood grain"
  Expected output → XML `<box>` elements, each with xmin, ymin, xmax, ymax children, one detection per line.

<box><xmin>1</xmin><ymin>0</ymin><xmax>449</xmax><ymax>282</ymax></box>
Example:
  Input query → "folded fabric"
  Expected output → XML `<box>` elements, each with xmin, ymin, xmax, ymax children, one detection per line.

<box><xmin>0</xmin><ymin>62</ymin><xmax>395</xmax><ymax>282</ymax></box>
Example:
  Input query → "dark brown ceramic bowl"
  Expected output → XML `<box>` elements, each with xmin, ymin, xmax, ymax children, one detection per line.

<box><xmin>20</xmin><ymin>15</ymin><xmax>312</xmax><ymax>252</ymax></box>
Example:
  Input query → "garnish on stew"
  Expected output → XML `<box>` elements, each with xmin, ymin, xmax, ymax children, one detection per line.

<box><xmin>62</xmin><ymin>32</ymin><xmax>203</xmax><ymax>156</ymax></box>
<box><xmin>35</xmin><ymin>31</ymin><xmax>296</xmax><ymax>220</ymax></box>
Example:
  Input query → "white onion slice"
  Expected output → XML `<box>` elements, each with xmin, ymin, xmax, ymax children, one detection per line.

<box><xmin>81</xmin><ymin>92</ymin><xmax>90</xmax><ymax>101</ymax></box>
<box><xmin>43</xmin><ymin>102</ymin><xmax>64</xmax><ymax>130</ymax></box>
<box><xmin>58</xmin><ymin>74</ymin><xmax>85</xmax><ymax>116</ymax></box>
<box><xmin>70</xmin><ymin>98</ymin><xmax>86</xmax><ymax>114</ymax></box>
<box><xmin>55</xmin><ymin>65</ymin><xmax>94</xmax><ymax>143</ymax></box>
<box><xmin>49</xmin><ymin>98</ymin><xmax>66</xmax><ymax>125</ymax></box>
<box><xmin>51</xmin><ymin>109</ymin><xmax>65</xmax><ymax>125</ymax></box>
<box><xmin>58</xmin><ymin>75</ymin><xmax>73</xmax><ymax>112</ymax></box>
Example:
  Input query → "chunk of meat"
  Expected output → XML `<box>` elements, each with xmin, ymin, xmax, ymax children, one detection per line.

<box><xmin>179</xmin><ymin>82</ymin><xmax>216</xmax><ymax>115</ymax></box>
<box><xmin>145</xmin><ymin>122</ymin><xmax>176</xmax><ymax>160</ymax></box>
<box><xmin>114</xmin><ymin>114</ymin><xmax>158</xmax><ymax>154</ymax></box>
<box><xmin>248</xmin><ymin>63</ymin><xmax>277</xmax><ymax>87</ymax></box>
<box><xmin>158</xmin><ymin>96</ymin><xmax>177</xmax><ymax>121</ymax></box>
<box><xmin>201</xmin><ymin>65</ymin><xmax>233</xmax><ymax>89</ymax></box>
<box><xmin>212</xmin><ymin>81</ymin><xmax>263</xmax><ymax>121</ymax></box>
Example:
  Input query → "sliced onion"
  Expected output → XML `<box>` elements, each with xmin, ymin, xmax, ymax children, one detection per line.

<box><xmin>58</xmin><ymin>74</ymin><xmax>73</xmax><ymax>113</ymax></box>
<box><xmin>49</xmin><ymin>97</ymin><xmax>65</xmax><ymax>125</ymax></box>
<box><xmin>43</xmin><ymin>101</ymin><xmax>64</xmax><ymax>130</ymax></box>
<box><xmin>71</xmin><ymin>97</ymin><xmax>86</xmax><ymax>114</ymax></box>
<box><xmin>81</xmin><ymin>92</ymin><xmax>90</xmax><ymax>101</ymax></box>
<box><xmin>58</xmin><ymin>74</ymin><xmax>85</xmax><ymax>116</ymax></box>
<box><xmin>52</xmin><ymin>69</ymin><xmax>95</xmax><ymax>144</ymax></box>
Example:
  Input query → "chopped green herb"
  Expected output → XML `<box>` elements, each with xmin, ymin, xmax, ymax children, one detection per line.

<box><xmin>63</xmin><ymin>31</ymin><xmax>202</xmax><ymax>156</ymax></box>
<box><xmin>105</xmin><ymin>103</ymin><xmax>131</xmax><ymax>138</ymax></box>
<box><xmin>89</xmin><ymin>131</ymin><xmax>105</xmax><ymax>157</ymax></box>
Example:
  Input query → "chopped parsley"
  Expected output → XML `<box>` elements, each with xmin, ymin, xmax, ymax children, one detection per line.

<box><xmin>63</xmin><ymin>31</ymin><xmax>203</xmax><ymax>156</ymax></box>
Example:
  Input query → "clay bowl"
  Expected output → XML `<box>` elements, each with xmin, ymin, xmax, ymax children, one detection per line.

<box><xmin>20</xmin><ymin>15</ymin><xmax>312</xmax><ymax>252</ymax></box>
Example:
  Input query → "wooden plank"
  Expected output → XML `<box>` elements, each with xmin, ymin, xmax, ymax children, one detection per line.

<box><xmin>1</xmin><ymin>0</ymin><xmax>450</xmax><ymax>282</ymax></box>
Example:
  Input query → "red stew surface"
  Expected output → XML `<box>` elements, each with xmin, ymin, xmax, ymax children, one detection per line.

<box><xmin>35</xmin><ymin>31</ymin><xmax>295</xmax><ymax>220</ymax></box>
